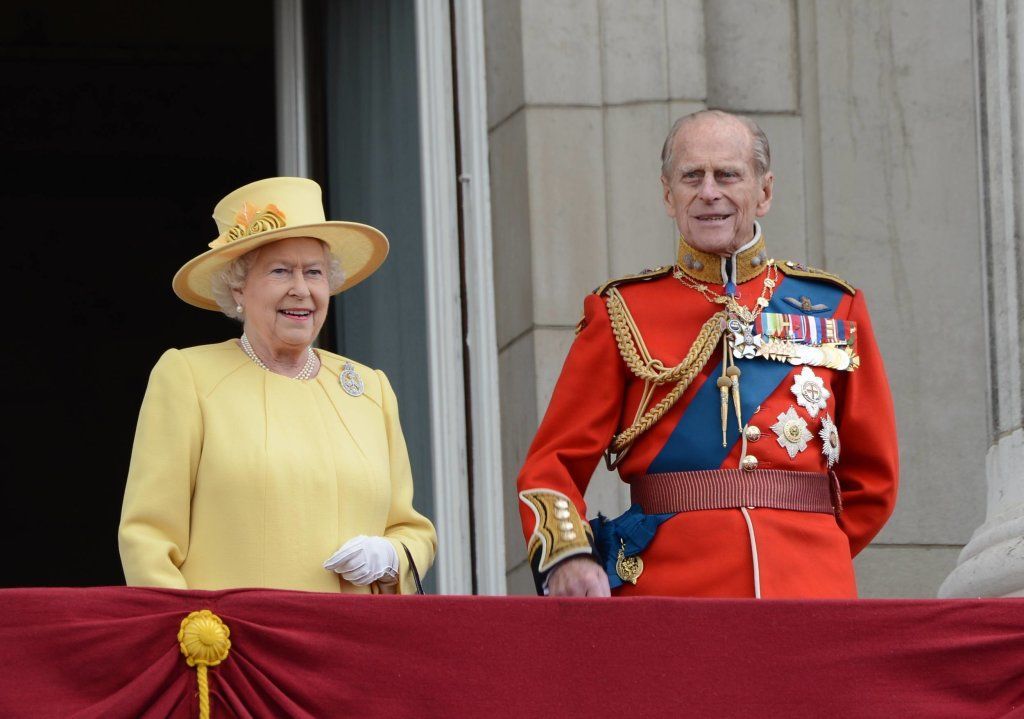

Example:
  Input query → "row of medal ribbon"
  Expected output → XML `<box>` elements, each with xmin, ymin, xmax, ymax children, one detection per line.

<box><xmin>755</xmin><ymin>312</ymin><xmax>854</xmax><ymax>347</ymax></box>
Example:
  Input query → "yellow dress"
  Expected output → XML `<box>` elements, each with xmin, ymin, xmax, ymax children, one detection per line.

<box><xmin>118</xmin><ymin>340</ymin><xmax>436</xmax><ymax>594</ymax></box>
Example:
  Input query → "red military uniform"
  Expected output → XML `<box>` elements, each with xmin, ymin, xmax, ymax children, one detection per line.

<box><xmin>516</xmin><ymin>228</ymin><xmax>898</xmax><ymax>597</ymax></box>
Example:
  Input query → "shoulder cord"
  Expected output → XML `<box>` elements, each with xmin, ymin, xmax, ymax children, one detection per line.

<box><xmin>605</xmin><ymin>287</ymin><xmax>656</xmax><ymax>466</ymax></box>
<box><xmin>605</xmin><ymin>288</ymin><xmax>726</xmax><ymax>456</ymax></box>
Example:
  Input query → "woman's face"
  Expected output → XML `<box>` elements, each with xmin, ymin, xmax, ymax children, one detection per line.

<box><xmin>232</xmin><ymin>237</ymin><xmax>331</xmax><ymax>352</ymax></box>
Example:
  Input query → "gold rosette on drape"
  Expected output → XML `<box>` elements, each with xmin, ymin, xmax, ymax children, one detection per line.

<box><xmin>178</xmin><ymin>610</ymin><xmax>231</xmax><ymax>719</ymax></box>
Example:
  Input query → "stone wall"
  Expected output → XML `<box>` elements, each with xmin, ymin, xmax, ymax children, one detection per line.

<box><xmin>485</xmin><ymin>0</ymin><xmax>990</xmax><ymax>596</ymax></box>
<box><xmin>940</xmin><ymin>0</ymin><xmax>1024</xmax><ymax>598</ymax></box>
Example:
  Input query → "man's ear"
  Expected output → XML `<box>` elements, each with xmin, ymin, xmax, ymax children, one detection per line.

<box><xmin>755</xmin><ymin>171</ymin><xmax>774</xmax><ymax>218</ymax></box>
<box><xmin>661</xmin><ymin>174</ymin><xmax>677</xmax><ymax>218</ymax></box>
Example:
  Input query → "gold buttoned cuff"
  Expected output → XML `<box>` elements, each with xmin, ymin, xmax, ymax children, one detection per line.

<box><xmin>519</xmin><ymin>489</ymin><xmax>595</xmax><ymax>575</ymax></box>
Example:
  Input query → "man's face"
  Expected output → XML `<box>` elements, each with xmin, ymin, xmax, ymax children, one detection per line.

<box><xmin>661</xmin><ymin>116</ymin><xmax>773</xmax><ymax>256</ymax></box>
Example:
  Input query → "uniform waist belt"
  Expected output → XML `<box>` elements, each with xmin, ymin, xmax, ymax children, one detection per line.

<box><xmin>630</xmin><ymin>469</ymin><xmax>840</xmax><ymax>516</ymax></box>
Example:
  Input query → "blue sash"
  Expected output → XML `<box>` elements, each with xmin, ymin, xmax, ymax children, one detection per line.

<box><xmin>590</xmin><ymin>505</ymin><xmax>674</xmax><ymax>590</ymax></box>
<box><xmin>648</xmin><ymin>275</ymin><xmax>845</xmax><ymax>473</ymax></box>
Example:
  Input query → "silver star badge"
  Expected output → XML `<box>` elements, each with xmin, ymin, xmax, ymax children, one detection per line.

<box><xmin>819</xmin><ymin>414</ymin><xmax>841</xmax><ymax>468</ymax></box>
<box><xmin>790</xmin><ymin>366</ymin><xmax>831</xmax><ymax>417</ymax></box>
<box><xmin>771</xmin><ymin>406</ymin><xmax>813</xmax><ymax>459</ymax></box>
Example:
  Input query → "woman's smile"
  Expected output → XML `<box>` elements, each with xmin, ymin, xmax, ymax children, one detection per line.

<box><xmin>280</xmin><ymin>308</ymin><xmax>314</xmax><ymax>321</ymax></box>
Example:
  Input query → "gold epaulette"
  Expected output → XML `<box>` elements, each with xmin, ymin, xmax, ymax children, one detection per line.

<box><xmin>592</xmin><ymin>265</ymin><xmax>673</xmax><ymax>297</ymax></box>
<box><xmin>777</xmin><ymin>260</ymin><xmax>856</xmax><ymax>295</ymax></box>
<box><xmin>576</xmin><ymin>266</ymin><xmax>675</xmax><ymax>335</ymax></box>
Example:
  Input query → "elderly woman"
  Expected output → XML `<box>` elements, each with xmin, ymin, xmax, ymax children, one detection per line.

<box><xmin>118</xmin><ymin>177</ymin><xmax>436</xmax><ymax>594</ymax></box>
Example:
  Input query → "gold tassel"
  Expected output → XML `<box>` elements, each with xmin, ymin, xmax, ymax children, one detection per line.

<box><xmin>726</xmin><ymin>365</ymin><xmax>743</xmax><ymax>432</ymax></box>
<box><xmin>178</xmin><ymin>610</ymin><xmax>231</xmax><ymax>719</ymax></box>
<box><xmin>716</xmin><ymin>376</ymin><xmax>731</xmax><ymax>447</ymax></box>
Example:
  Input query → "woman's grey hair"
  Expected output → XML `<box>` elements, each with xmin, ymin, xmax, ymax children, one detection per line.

<box><xmin>210</xmin><ymin>239</ymin><xmax>346</xmax><ymax>320</ymax></box>
<box><xmin>660</xmin><ymin>110</ymin><xmax>771</xmax><ymax>179</ymax></box>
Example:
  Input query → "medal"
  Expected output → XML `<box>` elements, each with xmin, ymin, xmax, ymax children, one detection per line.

<box><xmin>615</xmin><ymin>539</ymin><xmax>643</xmax><ymax>585</ymax></box>
<box><xmin>758</xmin><ymin>339</ymin><xmax>857</xmax><ymax>370</ymax></box>
<box><xmin>727</xmin><ymin>317</ymin><xmax>763</xmax><ymax>359</ymax></box>
<box><xmin>790</xmin><ymin>367</ymin><xmax>830</xmax><ymax>417</ymax></box>
<box><xmin>771</xmin><ymin>406</ymin><xmax>813</xmax><ymax>459</ymax></box>
<box><xmin>755</xmin><ymin>313</ymin><xmax>859</xmax><ymax>371</ymax></box>
<box><xmin>340</xmin><ymin>361</ymin><xmax>364</xmax><ymax>397</ymax></box>
<box><xmin>819</xmin><ymin>414</ymin><xmax>841</xmax><ymax>468</ymax></box>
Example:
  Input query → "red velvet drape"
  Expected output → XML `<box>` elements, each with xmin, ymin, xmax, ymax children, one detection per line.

<box><xmin>0</xmin><ymin>587</ymin><xmax>1021</xmax><ymax>718</ymax></box>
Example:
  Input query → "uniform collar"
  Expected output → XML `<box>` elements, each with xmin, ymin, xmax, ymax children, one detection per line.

<box><xmin>675</xmin><ymin>222</ymin><xmax>769</xmax><ymax>286</ymax></box>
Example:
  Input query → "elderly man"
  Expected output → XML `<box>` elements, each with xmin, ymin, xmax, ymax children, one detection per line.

<box><xmin>516</xmin><ymin>110</ymin><xmax>898</xmax><ymax>598</ymax></box>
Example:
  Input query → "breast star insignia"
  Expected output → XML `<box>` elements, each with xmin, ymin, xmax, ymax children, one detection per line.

<box><xmin>819</xmin><ymin>414</ymin><xmax>841</xmax><ymax>468</ymax></box>
<box><xmin>771</xmin><ymin>406</ymin><xmax>813</xmax><ymax>459</ymax></box>
<box><xmin>790</xmin><ymin>367</ymin><xmax>831</xmax><ymax>417</ymax></box>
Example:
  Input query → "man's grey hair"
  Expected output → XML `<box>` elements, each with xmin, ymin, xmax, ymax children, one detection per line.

<box><xmin>209</xmin><ymin>239</ymin><xmax>346</xmax><ymax>320</ymax></box>
<box><xmin>660</xmin><ymin>110</ymin><xmax>771</xmax><ymax>179</ymax></box>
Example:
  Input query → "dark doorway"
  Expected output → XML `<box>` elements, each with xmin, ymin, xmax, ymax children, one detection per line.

<box><xmin>0</xmin><ymin>1</ymin><xmax>277</xmax><ymax>587</ymax></box>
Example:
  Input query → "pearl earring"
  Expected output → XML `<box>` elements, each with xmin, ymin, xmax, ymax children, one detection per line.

<box><xmin>236</xmin><ymin>304</ymin><xmax>243</xmax><ymax>314</ymax></box>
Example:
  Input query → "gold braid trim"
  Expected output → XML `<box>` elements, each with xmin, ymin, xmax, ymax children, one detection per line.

<box><xmin>519</xmin><ymin>490</ymin><xmax>594</xmax><ymax>573</ymax></box>
<box><xmin>605</xmin><ymin>288</ymin><xmax>726</xmax><ymax>454</ymax></box>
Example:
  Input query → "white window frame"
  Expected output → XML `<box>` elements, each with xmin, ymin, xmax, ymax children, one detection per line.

<box><xmin>415</xmin><ymin>0</ymin><xmax>505</xmax><ymax>595</ymax></box>
<box><xmin>452</xmin><ymin>0</ymin><xmax>506</xmax><ymax>596</ymax></box>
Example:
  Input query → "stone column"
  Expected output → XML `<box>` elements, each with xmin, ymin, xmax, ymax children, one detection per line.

<box><xmin>939</xmin><ymin>0</ymin><xmax>1024</xmax><ymax>598</ymax></box>
<box><xmin>484</xmin><ymin>0</ymin><xmax>709</xmax><ymax>594</ymax></box>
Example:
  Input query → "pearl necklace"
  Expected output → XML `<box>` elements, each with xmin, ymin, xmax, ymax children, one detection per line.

<box><xmin>240</xmin><ymin>333</ymin><xmax>317</xmax><ymax>380</ymax></box>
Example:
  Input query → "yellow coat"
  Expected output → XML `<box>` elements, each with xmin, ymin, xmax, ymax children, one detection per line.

<box><xmin>118</xmin><ymin>340</ymin><xmax>436</xmax><ymax>594</ymax></box>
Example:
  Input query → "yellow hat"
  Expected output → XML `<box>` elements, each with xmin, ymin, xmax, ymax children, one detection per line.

<box><xmin>172</xmin><ymin>177</ymin><xmax>389</xmax><ymax>310</ymax></box>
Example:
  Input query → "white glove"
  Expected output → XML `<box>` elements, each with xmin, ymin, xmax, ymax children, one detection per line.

<box><xmin>323</xmin><ymin>535</ymin><xmax>399</xmax><ymax>585</ymax></box>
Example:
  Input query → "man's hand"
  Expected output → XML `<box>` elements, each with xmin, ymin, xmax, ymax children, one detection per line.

<box><xmin>547</xmin><ymin>557</ymin><xmax>611</xmax><ymax>597</ymax></box>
